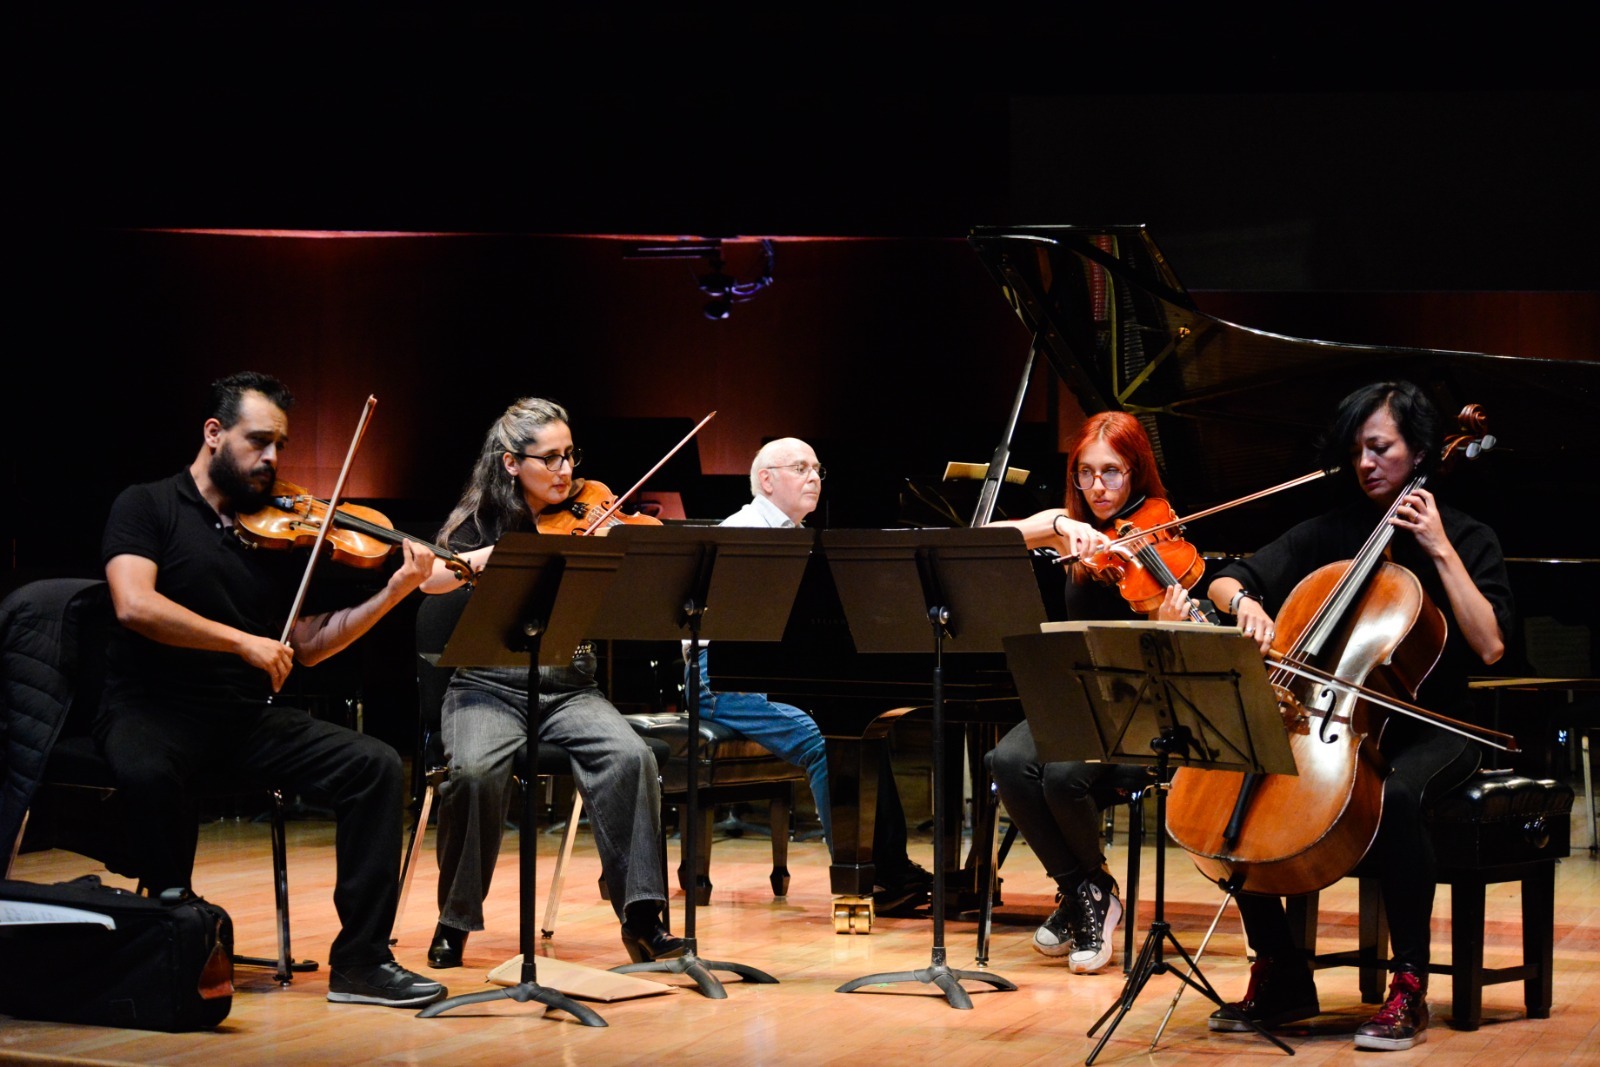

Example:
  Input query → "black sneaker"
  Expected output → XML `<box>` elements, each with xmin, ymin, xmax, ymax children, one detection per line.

<box><xmin>1066</xmin><ymin>871</ymin><xmax>1122</xmax><ymax>974</ymax></box>
<box><xmin>1353</xmin><ymin>969</ymin><xmax>1429</xmax><ymax>1051</ymax></box>
<box><xmin>327</xmin><ymin>960</ymin><xmax>447</xmax><ymax>1007</ymax></box>
<box><xmin>1209</xmin><ymin>955</ymin><xmax>1320</xmax><ymax>1032</ymax></box>
<box><xmin>1032</xmin><ymin>890</ymin><xmax>1074</xmax><ymax>957</ymax></box>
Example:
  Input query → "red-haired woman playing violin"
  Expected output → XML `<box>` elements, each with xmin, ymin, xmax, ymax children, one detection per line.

<box><xmin>988</xmin><ymin>411</ymin><xmax>1195</xmax><ymax>974</ymax></box>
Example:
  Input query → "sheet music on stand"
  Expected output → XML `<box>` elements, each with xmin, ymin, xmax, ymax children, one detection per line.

<box><xmin>1009</xmin><ymin>620</ymin><xmax>1296</xmax><ymax>776</ymax></box>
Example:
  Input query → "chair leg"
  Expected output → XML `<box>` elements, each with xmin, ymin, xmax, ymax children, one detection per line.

<box><xmin>271</xmin><ymin>788</ymin><xmax>293</xmax><ymax>982</ymax></box>
<box><xmin>677</xmin><ymin>803</ymin><xmax>715</xmax><ymax>906</ymax></box>
<box><xmin>543</xmin><ymin>789</ymin><xmax>583</xmax><ymax>939</ymax></box>
<box><xmin>975</xmin><ymin>785</ymin><xmax>1003</xmax><ymax>967</ymax></box>
<box><xmin>769</xmin><ymin>788</ymin><xmax>792</xmax><ymax>899</ymax></box>
<box><xmin>1123</xmin><ymin>795</ymin><xmax>1143</xmax><ymax>974</ymax></box>
<box><xmin>1450</xmin><ymin>876</ymin><xmax>1487</xmax><ymax>1030</ymax></box>
<box><xmin>1523</xmin><ymin>864</ymin><xmax>1556</xmax><ymax>1019</ymax></box>
<box><xmin>6</xmin><ymin>809</ymin><xmax>28</xmax><ymax>880</ymax></box>
<box><xmin>394</xmin><ymin>779</ymin><xmax>437</xmax><ymax>940</ymax></box>
<box><xmin>231</xmin><ymin>788</ymin><xmax>318</xmax><ymax>981</ymax></box>
<box><xmin>1358</xmin><ymin>877</ymin><xmax>1387</xmax><ymax>1003</ymax></box>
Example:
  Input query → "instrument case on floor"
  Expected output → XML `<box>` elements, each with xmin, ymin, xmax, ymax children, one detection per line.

<box><xmin>0</xmin><ymin>875</ymin><xmax>233</xmax><ymax>1031</ymax></box>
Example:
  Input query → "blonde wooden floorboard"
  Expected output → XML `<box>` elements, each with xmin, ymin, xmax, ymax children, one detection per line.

<box><xmin>4</xmin><ymin>811</ymin><xmax>1597</xmax><ymax>1065</ymax></box>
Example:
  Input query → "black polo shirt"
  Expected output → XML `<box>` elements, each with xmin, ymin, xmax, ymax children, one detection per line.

<box><xmin>101</xmin><ymin>470</ymin><xmax>304</xmax><ymax>706</ymax></box>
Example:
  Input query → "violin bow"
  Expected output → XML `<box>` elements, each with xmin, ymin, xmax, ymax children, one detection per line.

<box><xmin>278</xmin><ymin>395</ymin><xmax>378</xmax><ymax>644</ymax></box>
<box><xmin>1055</xmin><ymin>466</ymin><xmax>1338</xmax><ymax>566</ymax></box>
<box><xmin>576</xmin><ymin>410</ymin><xmax>717</xmax><ymax>533</ymax></box>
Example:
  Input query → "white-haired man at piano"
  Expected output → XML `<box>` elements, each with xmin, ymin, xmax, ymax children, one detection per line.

<box><xmin>686</xmin><ymin>437</ymin><xmax>933</xmax><ymax>913</ymax></box>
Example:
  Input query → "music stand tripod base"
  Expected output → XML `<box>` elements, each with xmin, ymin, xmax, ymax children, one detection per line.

<box><xmin>417</xmin><ymin>973</ymin><xmax>606</xmax><ymax>1026</ymax></box>
<box><xmin>612</xmin><ymin>945</ymin><xmax>779</xmax><ymax>1001</ymax></box>
<box><xmin>836</xmin><ymin>947</ymin><xmax>1017</xmax><ymax>1011</ymax></box>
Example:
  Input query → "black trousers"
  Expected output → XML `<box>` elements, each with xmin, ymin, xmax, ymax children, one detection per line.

<box><xmin>991</xmin><ymin>719</ymin><xmax>1148</xmax><ymax>888</ymax></box>
<box><xmin>1233</xmin><ymin>724</ymin><xmax>1481</xmax><ymax>974</ymax></box>
<box><xmin>97</xmin><ymin>686</ymin><xmax>405</xmax><ymax>969</ymax></box>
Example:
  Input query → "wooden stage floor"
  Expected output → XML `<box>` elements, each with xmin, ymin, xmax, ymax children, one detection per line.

<box><xmin>4</xmin><ymin>811</ymin><xmax>1597</xmax><ymax>1066</ymax></box>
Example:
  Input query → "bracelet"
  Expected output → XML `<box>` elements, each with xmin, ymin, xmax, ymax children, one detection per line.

<box><xmin>1227</xmin><ymin>590</ymin><xmax>1261</xmax><ymax>616</ymax></box>
<box><xmin>1052</xmin><ymin>514</ymin><xmax>1069</xmax><ymax>538</ymax></box>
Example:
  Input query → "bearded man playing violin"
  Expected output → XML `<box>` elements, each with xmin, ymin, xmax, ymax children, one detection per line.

<box><xmin>986</xmin><ymin>412</ymin><xmax>1197</xmax><ymax>975</ymax></box>
<box><xmin>416</xmin><ymin>397</ymin><xmax>682</xmax><ymax>970</ymax></box>
<box><xmin>1201</xmin><ymin>381</ymin><xmax>1513</xmax><ymax>1051</ymax></box>
<box><xmin>97</xmin><ymin>371</ymin><xmax>445</xmax><ymax>1008</ymax></box>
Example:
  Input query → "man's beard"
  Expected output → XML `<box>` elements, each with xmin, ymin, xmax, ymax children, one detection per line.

<box><xmin>210</xmin><ymin>445</ymin><xmax>276</xmax><ymax>515</ymax></box>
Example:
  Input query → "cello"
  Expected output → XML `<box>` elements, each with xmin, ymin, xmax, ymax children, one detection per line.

<box><xmin>1164</xmin><ymin>404</ymin><xmax>1512</xmax><ymax>897</ymax></box>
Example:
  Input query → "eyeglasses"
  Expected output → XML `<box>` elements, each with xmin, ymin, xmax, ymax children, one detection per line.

<box><xmin>764</xmin><ymin>462</ymin><xmax>826</xmax><ymax>480</ymax></box>
<box><xmin>1074</xmin><ymin>467</ymin><xmax>1126</xmax><ymax>491</ymax></box>
<box><xmin>516</xmin><ymin>448</ymin><xmax>583</xmax><ymax>471</ymax></box>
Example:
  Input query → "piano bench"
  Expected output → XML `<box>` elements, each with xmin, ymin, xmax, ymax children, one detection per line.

<box><xmin>1287</xmin><ymin>771</ymin><xmax>1572</xmax><ymax>1031</ymax></box>
<box><xmin>623</xmin><ymin>712</ymin><xmax>807</xmax><ymax>904</ymax></box>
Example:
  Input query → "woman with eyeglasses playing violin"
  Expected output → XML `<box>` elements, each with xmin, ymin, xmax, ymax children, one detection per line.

<box><xmin>416</xmin><ymin>398</ymin><xmax>683</xmax><ymax>970</ymax></box>
<box><xmin>986</xmin><ymin>411</ymin><xmax>1194</xmax><ymax>975</ymax></box>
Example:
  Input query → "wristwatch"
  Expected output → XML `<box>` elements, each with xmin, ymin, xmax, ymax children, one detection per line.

<box><xmin>1227</xmin><ymin>590</ymin><xmax>1262</xmax><ymax>616</ymax></box>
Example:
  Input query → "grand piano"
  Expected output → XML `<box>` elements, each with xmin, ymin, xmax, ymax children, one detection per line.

<box><xmin>714</xmin><ymin>224</ymin><xmax>1600</xmax><ymax>930</ymax></box>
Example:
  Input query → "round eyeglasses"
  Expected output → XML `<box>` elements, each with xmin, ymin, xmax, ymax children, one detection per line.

<box><xmin>517</xmin><ymin>448</ymin><xmax>583</xmax><ymax>472</ymax></box>
<box><xmin>1074</xmin><ymin>467</ymin><xmax>1126</xmax><ymax>491</ymax></box>
<box><xmin>764</xmin><ymin>462</ymin><xmax>826</xmax><ymax>480</ymax></box>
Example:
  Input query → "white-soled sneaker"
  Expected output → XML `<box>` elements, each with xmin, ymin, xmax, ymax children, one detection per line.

<box><xmin>1032</xmin><ymin>891</ymin><xmax>1075</xmax><ymax>957</ymax></box>
<box><xmin>1066</xmin><ymin>872</ymin><xmax>1122</xmax><ymax>974</ymax></box>
<box><xmin>327</xmin><ymin>960</ymin><xmax>447</xmax><ymax>1007</ymax></box>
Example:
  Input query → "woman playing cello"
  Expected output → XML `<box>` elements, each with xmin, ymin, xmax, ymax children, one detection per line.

<box><xmin>417</xmin><ymin>398</ymin><xmax>683</xmax><ymax>970</ymax></box>
<box><xmin>1204</xmin><ymin>381</ymin><xmax>1513</xmax><ymax>1051</ymax></box>
<box><xmin>988</xmin><ymin>412</ymin><xmax>1196</xmax><ymax>974</ymax></box>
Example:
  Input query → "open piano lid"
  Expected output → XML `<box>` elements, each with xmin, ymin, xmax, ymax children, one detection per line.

<box><xmin>967</xmin><ymin>224</ymin><xmax>1600</xmax><ymax>558</ymax></box>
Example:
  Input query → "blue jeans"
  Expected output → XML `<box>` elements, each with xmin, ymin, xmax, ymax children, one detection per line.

<box><xmin>688</xmin><ymin>647</ymin><xmax>832</xmax><ymax>849</ymax></box>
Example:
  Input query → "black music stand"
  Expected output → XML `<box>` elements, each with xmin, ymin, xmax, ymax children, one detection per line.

<box><xmin>417</xmin><ymin>532</ymin><xmax>626</xmax><ymax>1026</ymax></box>
<box><xmin>597</xmin><ymin>525</ymin><xmax>813</xmax><ymax>998</ymax></box>
<box><xmin>831</xmin><ymin>528</ymin><xmax>1044</xmax><ymax>1010</ymax></box>
<box><xmin>1004</xmin><ymin>620</ymin><xmax>1297</xmax><ymax>1062</ymax></box>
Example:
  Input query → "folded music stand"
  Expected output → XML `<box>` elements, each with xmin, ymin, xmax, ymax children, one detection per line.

<box><xmin>830</xmin><ymin>527</ymin><xmax>1045</xmax><ymax>1010</ymax></box>
<box><xmin>1004</xmin><ymin>620</ymin><xmax>1296</xmax><ymax>1062</ymax></box>
<box><xmin>598</xmin><ymin>525</ymin><xmax>814</xmax><ymax>998</ymax></box>
<box><xmin>417</xmin><ymin>531</ymin><xmax>626</xmax><ymax>1026</ymax></box>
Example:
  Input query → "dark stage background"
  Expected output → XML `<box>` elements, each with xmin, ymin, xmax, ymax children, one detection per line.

<box><xmin>9</xmin><ymin>11</ymin><xmax>1597</xmax><ymax>752</ymax></box>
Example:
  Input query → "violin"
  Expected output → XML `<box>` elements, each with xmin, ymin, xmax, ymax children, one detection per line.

<box><xmin>532</xmin><ymin>410</ymin><xmax>716</xmax><ymax>536</ymax></box>
<box><xmin>535</xmin><ymin>479</ymin><xmax>664</xmax><ymax>536</ymax></box>
<box><xmin>1077</xmin><ymin>497</ymin><xmax>1213</xmax><ymax>621</ymax></box>
<box><xmin>237</xmin><ymin>479</ymin><xmax>476</xmax><ymax>583</ymax></box>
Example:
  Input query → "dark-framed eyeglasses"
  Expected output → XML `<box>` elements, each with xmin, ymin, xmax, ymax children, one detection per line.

<box><xmin>517</xmin><ymin>448</ymin><xmax>583</xmax><ymax>471</ymax></box>
<box><xmin>1074</xmin><ymin>467</ymin><xmax>1126</xmax><ymax>491</ymax></box>
<box><xmin>764</xmin><ymin>462</ymin><xmax>826</xmax><ymax>480</ymax></box>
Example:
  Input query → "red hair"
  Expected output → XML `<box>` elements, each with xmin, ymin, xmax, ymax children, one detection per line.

<box><xmin>1062</xmin><ymin>411</ymin><xmax>1167</xmax><ymax>527</ymax></box>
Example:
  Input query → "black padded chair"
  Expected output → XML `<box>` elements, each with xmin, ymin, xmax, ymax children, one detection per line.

<box><xmin>1285</xmin><ymin>768</ymin><xmax>1572</xmax><ymax>1030</ymax></box>
<box><xmin>1</xmin><ymin>578</ymin><xmax>312</xmax><ymax>983</ymax></box>
<box><xmin>397</xmin><ymin>586</ymin><xmax>671</xmax><ymax>940</ymax></box>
